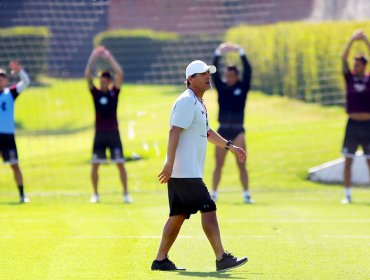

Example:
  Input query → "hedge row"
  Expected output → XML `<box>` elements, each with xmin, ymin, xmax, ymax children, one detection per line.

<box><xmin>225</xmin><ymin>21</ymin><xmax>370</xmax><ymax>104</ymax></box>
<box><xmin>94</xmin><ymin>29</ymin><xmax>180</xmax><ymax>82</ymax></box>
<box><xmin>0</xmin><ymin>26</ymin><xmax>49</xmax><ymax>81</ymax></box>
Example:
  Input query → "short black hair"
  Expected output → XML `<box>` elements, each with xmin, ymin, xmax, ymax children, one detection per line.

<box><xmin>226</xmin><ymin>65</ymin><xmax>239</xmax><ymax>75</ymax></box>
<box><xmin>186</xmin><ymin>73</ymin><xmax>197</xmax><ymax>87</ymax></box>
<box><xmin>98</xmin><ymin>70</ymin><xmax>113</xmax><ymax>80</ymax></box>
<box><xmin>0</xmin><ymin>68</ymin><xmax>7</xmax><ymax>78</ymax></box>
<box><xmin>354</xmin><ymin>56</ymin><xmax>368</xmax><ymax>65</ymax></box>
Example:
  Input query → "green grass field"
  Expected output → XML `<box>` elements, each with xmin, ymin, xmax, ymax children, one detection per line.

<box><xmin>0</xmin><ymin>80</ymin><xmax>369</xmax><ymax>279</ymax></box>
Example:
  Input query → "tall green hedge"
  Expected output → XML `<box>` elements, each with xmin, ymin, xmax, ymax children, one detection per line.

<box><xmin>94</xmin><ymin>29</ymin><xmax>180</xmax><ymax>82</ymax></box>
<box><xmin>0</xmin><ymin>26</ymin><xmax>49</xmax><ymax>81</ymax></box>
<box><xmin>225</xmin><ymin>22</ymin><xmax>370</xmax><ymax>104</ymax></box>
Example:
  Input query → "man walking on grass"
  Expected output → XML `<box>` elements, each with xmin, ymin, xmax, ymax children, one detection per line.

<box><xmin>151</xmin><ymin>60</ymin><xmax>248</xmax><ymax>271</ymax></box>
<box><xmin>85</xmin><ymin>46</ymin><xmax>132</xmax><ymax>203</ymax></box>
<box><xmin>0</xmin><ymin>60</ymin><xmax>30</xmax><ymax>203</ymax></box>
<box><xmin>341</xmin><ymin>30</ymin><xmax>370</xmax><ymax>204</ymax></box>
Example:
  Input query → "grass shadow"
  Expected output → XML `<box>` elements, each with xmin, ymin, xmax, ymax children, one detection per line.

<box><xmin>177</xmin><ymin>271</ymin><xmax>245</xmax><ymax>279</ymax></box>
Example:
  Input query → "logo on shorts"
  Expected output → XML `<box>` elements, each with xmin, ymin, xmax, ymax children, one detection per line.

<box><xmin>9</xmin><ymin>150</ymin><xmax>16</xmax><ymax>161</ymax></box>
<box><xmin>114</xmin><ymin>148</ymin><xmax>122</xmax><ymax>159</ymax></box>
<box><xmin>99</xmin><ymin>96</ymin><xmax>108</xmax><ymax>105</ymax></box>
<box><xmin>233</xmin><ymin>88</ymin><xmax>242</xmax><ymax>96</ymax></box>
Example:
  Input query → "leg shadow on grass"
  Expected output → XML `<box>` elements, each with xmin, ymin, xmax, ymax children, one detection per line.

<box><xmin>177</xmin><ymin>270</ymin><xmax>260</xmax><ymax>279</ymax></box>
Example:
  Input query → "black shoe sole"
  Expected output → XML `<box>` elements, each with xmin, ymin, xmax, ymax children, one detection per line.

<box><xmin>151</xmin><ymin>268</ymin><xmax>186</xmax><ymax>271</ymax></box>
<box><xmin>216</xmin><ymin>258</ymin><xmax>248</xmax><ymax>272</ymax></box>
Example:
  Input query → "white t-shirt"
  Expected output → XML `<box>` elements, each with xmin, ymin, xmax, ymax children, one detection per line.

<box><xmin>167</xmin><ymin>88</ymin><xmax>211</xmax><ymax>178</ymax></box>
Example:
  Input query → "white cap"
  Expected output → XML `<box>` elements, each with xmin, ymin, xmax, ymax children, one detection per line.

<box><xmin>185</xmin><ymin>60</ymin><xmax>216</xmax><ymax>79</ymax></box>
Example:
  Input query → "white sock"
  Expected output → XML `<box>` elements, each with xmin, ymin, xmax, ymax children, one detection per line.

<box><xmin>243</xmin><ymin>190</ymin><xmax>250</xmax><ymax>198</ymax></box>
<box><xmin>212</xmin><ymin>191</ymin><xmax>218</xmax><ymax>199</ymax></box>
<box><xmin>345</xmin><ymin>188</ymin><xmax>351</xmax><ymax>198</ymax></box>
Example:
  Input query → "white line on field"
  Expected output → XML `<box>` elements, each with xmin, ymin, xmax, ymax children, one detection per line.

<box><xmin>222</xmin><ymin>219</ymin><xmax>370</xmax><ymax>223</ymax></box>
<box><xmin>1</xmin><ymin>235</ymin><xmax>369</xmax><ymax>239</ymax></box>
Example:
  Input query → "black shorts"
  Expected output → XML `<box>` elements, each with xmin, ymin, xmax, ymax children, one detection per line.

<box><xmin>217</xmin><ymin>124</ymin><xmax>245</xmax><ymax>141</ymax></box>
<box><xmin>92</xmin><ymin>130</ymin><xmax>124</xmax><ymax>163</ymax></box>
<box><xmin>168</xmin><ymin>178</ymin><xmax>217</xmax><ymax>219</ymax></box>
<box><xmin>0</xmin><ymin>133</ymin><xmax>18</xmax><ymax>164</ymax></box>
<box><xmin>342</xmin><ymin>119</ymin><xmax>370</xmax><ymax>159</ymax></box>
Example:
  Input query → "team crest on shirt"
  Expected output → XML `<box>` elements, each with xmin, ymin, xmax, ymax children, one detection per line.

<box><xmin>99</xmin><ymin>96</ymin><xmax>108</xmax><ymax>105</ymax></box>
<box><xmin>353</xmin><ymin>83</ymin><xmax>366</xmax><ymax>93</ymax></box>
<box><xmin>233</xmin><ymin>88</ymin><xmax>242</xmax><ymax>96</ymax></box>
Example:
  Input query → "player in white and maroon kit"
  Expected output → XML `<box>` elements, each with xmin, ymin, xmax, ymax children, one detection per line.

<box><xmin>0</xmin><ymin>61</ymin><xmax>30</xmax><ymax>203</ymax></box>
<box><xmin>341</xmin><ymin>30</ymin><xmax>370</xmax><ymax>204</ymax></box>
<box><xmin>85</xmin><ymin>46</ymin><xmax>131</xmax><ymax>203</ymax></box>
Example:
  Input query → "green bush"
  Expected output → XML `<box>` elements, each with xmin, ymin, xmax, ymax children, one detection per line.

<box><xmin>94</xmin><ymin>29</ymin><xmax>180</xmax><ymax>82</ymax></box>
<box><xmin>0</xmin><ymin>26</ymin><xmax>49</xmax><ymax>82</ymax></box>
<box><xmin>225</xmin><ymin>21</ymin><xmax>370</xmax><ymax>104</ymax></box>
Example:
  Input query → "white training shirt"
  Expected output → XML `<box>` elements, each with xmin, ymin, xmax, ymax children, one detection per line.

<box><xmin>168</xmin><ymin>88</ymin><xmax>211</xmax><ymax>178</ymax></box>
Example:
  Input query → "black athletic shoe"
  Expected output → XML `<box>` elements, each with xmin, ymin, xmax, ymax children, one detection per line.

<box><xmin>216</xmin><ymin>252</ymin><xmax>248</xmax><ymax>272</ymax></box>
<box><xmin>151</xmin><ymin>258</ymin><xmax>186</xmax><ymax>271</ymax></box>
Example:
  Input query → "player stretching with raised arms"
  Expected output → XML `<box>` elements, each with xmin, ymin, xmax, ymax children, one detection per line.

<box><xmin>85</xmin><ymin>46</ymin><xmax>132</xmax><ymax>203</ymax></box>
<box><xmin>0</xmin><ymin>61</ymin><xmax>30</xmax><ymax>203</ymax></box>
<box><xmin>341</xmin><ymin>30</ymin><xmax>370</xmax><ymax>204</ymax></box>
<box><xmin>211</xmin><ymin>43</ymin><xmax>253</xmax><ymax>203</ymax></box>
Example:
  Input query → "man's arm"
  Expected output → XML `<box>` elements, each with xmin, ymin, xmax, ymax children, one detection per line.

<box><xmin>342</xmin><ymin>30</ymin><xmax>363</xmax><ymax>74</ymax></box>
<box><xmin>158</xmin><ymin>126</ymin><xmax>183</xmax><ymax>184</ymax></box>
<box><xmin>85</xmin><ymin>47</ymin><xmax>102</xmax><ymax>89</ymax></box>
<box><xmin>207</xmin><ymin>129</ymin><xmax>246</xmax><ymax>163</ymax></box>
<box><xmin>102</xmin><ymin>49</ymin><xmax>124</xmax><ymax>89</ymax></box>
<box><xmin>239</xmin><ymin>47</ymin><xmax>252</xmax><ymax>91</ymax></box>
<box><xmin>9</xmin><ymin>61</ymin><xmax>30</xmax><ymax>94</ymax></box>
<box><xmin>212</xmin><ymin>44</ymin><xmax>224</xmax><ymax>90</ymax></box>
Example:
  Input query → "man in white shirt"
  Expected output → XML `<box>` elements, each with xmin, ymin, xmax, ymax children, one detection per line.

<box><xmin>151</xmin><ymin>60</ymin><xmax>249</xmax><ymax>272</ymax></box>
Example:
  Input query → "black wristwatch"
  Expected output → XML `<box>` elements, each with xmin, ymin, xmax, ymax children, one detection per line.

<box><xmin>225</xmin><ymin>140</ymin><xmax>233</xmax><ymax>150</ymax></box>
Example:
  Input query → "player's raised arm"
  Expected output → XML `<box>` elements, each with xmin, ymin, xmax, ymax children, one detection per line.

<box><xmin>342</xmin><ymin>30</ymin><xmax>363</xmax><ymax>74</ymax></box>
<box><xmin>238</xmin><ymin>45</ymin><xmax>252</xmax><ymax>92</ymax></box>
<box><xmin>9</xmin><ymin>60</ymin><xmax>30</xmax><ymax>94</ymax></box>
<box><xmin>102</xmin><ymin>48</ymin><xmax>124</xmax><ymax>89</ymax></box>
<box><xmin>85</xmin><ymin>47</ymin><xmax>102</xmax><ymax>89</ymax></box>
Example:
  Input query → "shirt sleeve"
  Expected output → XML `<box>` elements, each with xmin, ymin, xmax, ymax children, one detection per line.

<box><xmin>212</xmin><ymin>54</ymin><xmax>223</xmax><ymax>92</ymax></box>
<box><xmin>10</xmin><ymin>85</ymin><xmax>19</xmax><ymax>100</ymax></box>
<box><xmin>113</xmin><ymin>86</ymin><xmax>121</xmax><ymax>96</ymax></box>
<box><xmin>241</xmin><ymin>54</ymin><xmax>252</xmax><ymax>93</ymax></box>
<box><xmin>15</xmin><ymin>69</ymin><xmax>30</xmax><ymax>94</ymax></box>
<box><xmin>171</xmin><ymin>97</ymin><xmax>196</xmax><ymax>129</ymax></box>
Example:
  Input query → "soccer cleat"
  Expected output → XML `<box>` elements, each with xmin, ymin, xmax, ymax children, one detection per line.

<box><xmin>216</xmin><ymin>252</ymin><xmax>248</xmax><ymax>272</ymax></box>
<box><xmin>341</xmin><ymin>196</ymin><xmax>352</xmax><ymax>204</ymax></box>
<box><xmin>244</xmin><ymin>195</ymin><xmax>254</xmax><ymax>204</ymax></box>
<box><xmin>20</xmin><ymin>196</ymin><xmax>30</xmax><ymax>203</ymax></box>
<box><xmin>151</xmin><ymin>258</ymin><xmax>186</xmax><ymax>271</ymax></box>
<box><xmin>123</xmin><ymin>194</ymin><xmax>133</xmax><ymax>204</ymax></box>
<box><xmin>90</xmin><ymin>194</ymin><xmax>100</xmax><ymax>203</ymax></box>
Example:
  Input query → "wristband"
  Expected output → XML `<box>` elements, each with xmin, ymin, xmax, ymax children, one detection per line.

<box><xmin>225</xmin><ymin>140</ymin><xmax>232</xmax><ymax>150</ymax></box>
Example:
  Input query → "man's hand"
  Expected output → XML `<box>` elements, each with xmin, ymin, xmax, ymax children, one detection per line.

<box><xmin>9</xmin><ymin>60</ymin><xmax>21</xmax><ymax>75</ymax></box>
<box><xmin>352</xmin><ymin>29</ymin><xmax>364</xmax><ymax>41</ymax></box>
<box><xmin>158</xmin><ymin>163</ymin><xmax>173</xmax><ymax>184</ymax></box>
<box><xmin>229</xmin><ymin>145</ymin><xmax>246</xmax><ymax>163</ymax></box>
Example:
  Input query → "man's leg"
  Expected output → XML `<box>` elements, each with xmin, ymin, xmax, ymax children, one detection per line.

<box><xmin>91</xmin><ymin>163</ymin><xmax>100</xmax><ymax>195</ymax></box>
<box><xmin>155</xmin><ymin>215</ymin><xmax>186</xmax><ymax>261</ymax></box>
<box><xmin>116</xmin><ymin>163</ymin><xmax>128</xmax><ymax>195</ymax></box>
<box><xmin>212</xmin><ymin>146</ymin><xmax>227</xmax><ymax>201</ymax></box>
<box><xmin>343</xmin><ymin>157</ymin><xmax>353</xmax><ymax>203</ymax></box>
<box><xmin>201</xmin><ymin>211</ymin><xmax>225</xmax><ymax>260</ymax></box>
<box><xmin>10</xmin><ymin>163</ymin><xmax>25</xmax><ymax>199</ymax></box>
<box><xmin>233</xmin><ymin>133</ymin><xmax>252</xmax><ymax>203</ymax></box>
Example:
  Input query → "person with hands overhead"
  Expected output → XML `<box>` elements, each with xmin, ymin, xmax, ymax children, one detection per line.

<box><xmin>340</xmin><ymin>30</ymin><xmax>370</xmax><ymax>204</ymax></box>
<box><xmin>85</xmin><ymin>46</ymin><xmax>132</xmax><ymax>204</ymax></box>
<box><xmin>211</xmin><ymin>42</ymin><xmax>253</xmax><ymax>204</ymax></box>
<box><xmin>0</xmin><ymin>60</ymin><xmax>30</xmax><ymax>203</ymax></box>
